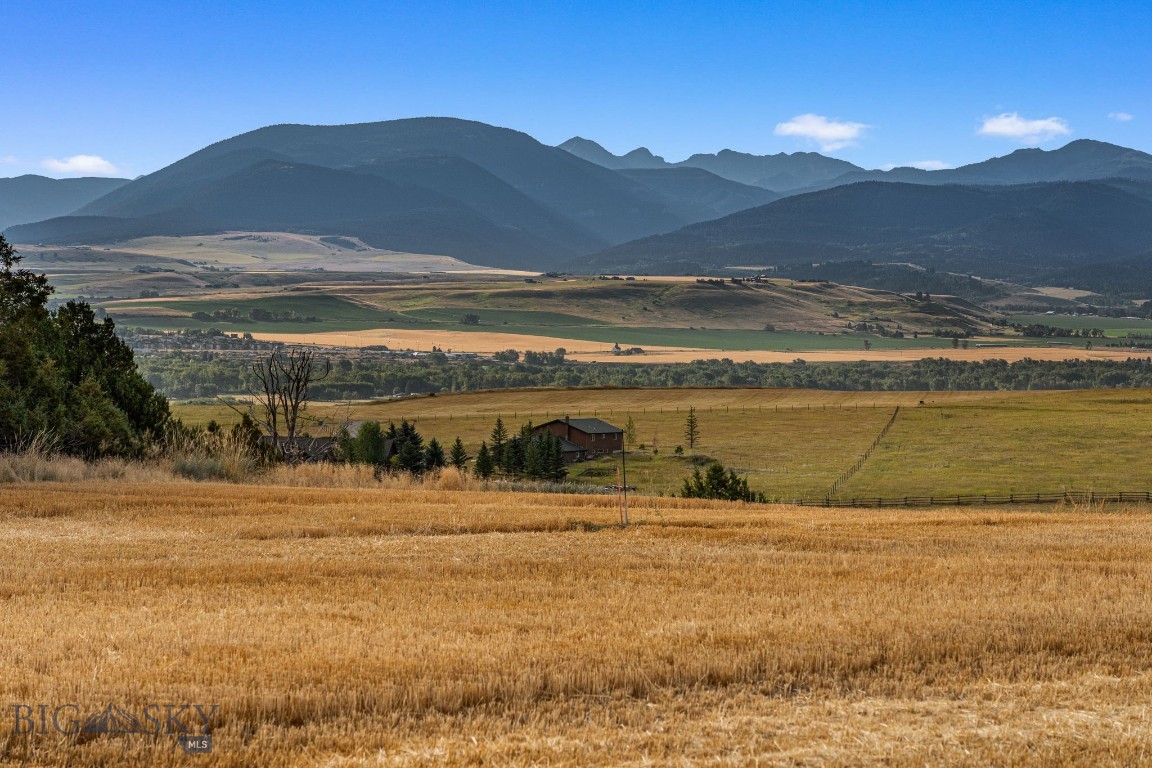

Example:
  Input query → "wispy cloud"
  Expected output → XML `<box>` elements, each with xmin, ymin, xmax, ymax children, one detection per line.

<box><xmin>977</xmin><ymin>112</ymin><xmax>1070</xmax><ymax>143</ymax></box>
<box><xmin>882</xmin><ymin>160</ymin><xmax>953</xmax><ymax>171</ymax></box>
<box><xmin>41</xmin><ymin>154</ymin><xmax>124</xmax><ymax>176</ymax></box>
<box><xmin>774</xmin><ymin>113</ymin><xmax>869</xmax><ymax>151</ymax></box>
<box><xmin>1108</xmin><ymin>111</ymin><xmax>1134</xmax><ymax>122</ymax></box>
<box><xmin>0</xmin><ymin>155</ymin><xmax>18</xmax><ymax>165</ymax></box>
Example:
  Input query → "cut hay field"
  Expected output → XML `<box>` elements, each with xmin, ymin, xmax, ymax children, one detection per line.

<box><xmin>2</xmin><ymin>480</ymin><xmax>1151</xmax><ymax>766</ymax></box>
<box><xmin>249</xmin><ymin>328</ymin><xmax>1138</xmax><ymax>364</ymax></box>
<box><xmin>175</xmin><ymin>387</ymin><xmax>1152</xmax><ymax>500</ymax></box>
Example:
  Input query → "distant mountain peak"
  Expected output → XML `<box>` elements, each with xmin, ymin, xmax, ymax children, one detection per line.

<box><xmin>623</xmin><ymin>146</ymin><xmax>665</xmax><ymax>163</ymax></box>
<box><xmin>558</xmin><ymin>137</ymin><xmax>667</xmax><ymax>169</ymax></box>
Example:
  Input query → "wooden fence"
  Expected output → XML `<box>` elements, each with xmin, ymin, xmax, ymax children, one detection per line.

<box><xmin>825</xmin><ymin>406</ymin><xmax>900</xmax><ymax>498</ymax></box>
<box><xmin>794</xmin><ymin>491</ymin><xmax>1152</xmax><ymax>508</ymax></box>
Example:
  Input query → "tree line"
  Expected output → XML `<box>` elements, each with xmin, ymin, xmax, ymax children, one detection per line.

<box><xmin>335</xmin><ymin>416</ymin><xmax>567</xmax><ymax>482</ymax></box>
<box><xmin>135</xmin><ymin>352</ymin><xmax>1152</xmax><ymax>400</ymax></box>
<box><xmin>1</xmin><ymin>236</ymin><xmax>169</xmax><ymax>456</ymax></box>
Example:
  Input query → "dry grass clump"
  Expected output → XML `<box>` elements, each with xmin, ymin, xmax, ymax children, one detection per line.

<box><xmin>260</xmin><ymin>463</ymin><xmax>498</xmax><ymax>491</ymax></box>
<box><xmin>167</xmin><ymin>430</ymin><xmax>262</xmax><ymax>482</ymax></box>
<box><xmin>0</xmin><ymin>435</ymin><xmax>166</xmax><ymax>484</ymax></box>
<box><xmin>2</xmin><ymin>480</ymin><xmax>1152</xmax><ymax>765</ymax></box>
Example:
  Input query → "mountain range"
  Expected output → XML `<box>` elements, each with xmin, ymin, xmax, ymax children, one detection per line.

<box><xmin>5</xmin><ymin>118</ymin><xmax>1152</xmax><ymax>281</ymax></box>
<box><xmin>558</xmin><ymin>137</ymin><xmax>860</xmax><ymax>192</ymax></box>
<box><xmin>8</xmin><ymin>119</ymin><xmax>787</xmax><ymax>269</ymax></box>
<box><xmin>0</xmin><ymin>175</ymin><xmax>128</xmax><ymax>231</ymax></box>
<box><xmin>592</xmin><ymin>178</ymin><xmax>1152</xmax><ymax>281</ymax></box>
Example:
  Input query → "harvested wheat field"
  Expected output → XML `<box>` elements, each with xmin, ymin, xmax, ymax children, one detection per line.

<box><xmin>2</xmin><ymin>478</ymin><xmax>1152</xmax><ymax>766</ymax></box>
<box><xmin>247</xmin><ymin>328</ymin><xmax>1139</xmax><ymax>364</ymax></box>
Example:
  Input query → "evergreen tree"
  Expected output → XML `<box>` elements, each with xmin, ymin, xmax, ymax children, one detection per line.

<box><xmin>490</xmin><ymin>416</ymin><xmax>508</xmax><ymax>466</ymax></box>
<box><xmin>390</xmin><ymin>419</ymin><xmax>425</xmax><ymax>474</ymax></box>
<box><xmin>680</xmin><ymin>461</ymin><xmax>765</xmax><ymax>502</ymax></box>
<box><xmin>449</xmin><ymin>437</ymin><xmax>469</xmax><ymax>469</ymax></box>
<box><xmin>473</xmin><ymin>441</ymin><xmax>494</xmax><ymax>479</ymax></box>
<box><xmin>502</xmin><ymin>435</ymin><xmax>526</xmax><ymax>476</ymax></box>
<box><xmin>683</xmin><ymin>406</ymin><xmax>700</xmax><ymax>452</ymax></box>
<box><xmin>524</xmin><ymin>434</ymin><xmax>546</xmax><ymax>478</ymax></box>
<box><xmin>424</xmin><ymin>437</ymin><xmax>447</xmax><ymax>470</ymax></box>
<box><xmin>546</xmin><ymin>434</ymin><xmax>568</xmax><ymax>481</ymax></box>
<box><xmin>393</xmin><ymin>438</ymin><xmax>425</xmax><ymax>474</ymax></box>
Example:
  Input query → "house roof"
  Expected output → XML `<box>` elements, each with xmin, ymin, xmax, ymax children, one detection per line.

<box><xmin>557</xmin><ymin>437</ymin><xmax>586</xmax><ymax>453</ymax></box>
<box><xmin>539</xmin><ymin>417</ymin><xmax>623</xmax><ymax>434</ymax></box>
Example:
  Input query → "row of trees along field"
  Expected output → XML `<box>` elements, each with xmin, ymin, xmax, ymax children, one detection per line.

<box><xmin>336</xmin><ymin>416</ymin><xmax>568</xmax><ymax>482</ymax></box>
<box><xmin>135</xmin><ymin>352</ymin><xmax>1152</xmax><ymax>400</ymax></box>
<box><xmin>0</xmin><ymin>236</ymin><xmax>169</xmax><ymax>456</ymax></box>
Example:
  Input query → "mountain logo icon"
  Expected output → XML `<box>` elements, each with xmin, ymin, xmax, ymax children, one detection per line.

<box><xmin>78</xmin><ymin>704</ymin><xmax>145</xmax><ymax>737</ymax></box>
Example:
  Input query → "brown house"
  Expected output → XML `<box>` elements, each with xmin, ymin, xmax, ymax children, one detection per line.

<box><xmin>535</xmin><ymin>417</ymin><xmax>623</xmax><ymax>457</ymax></box>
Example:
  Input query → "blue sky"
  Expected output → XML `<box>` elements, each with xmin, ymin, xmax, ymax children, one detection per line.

<box><xmin>3</xmin><ymin>0</ymin><xmax>1148</xmax><ymax>178</ymax></box>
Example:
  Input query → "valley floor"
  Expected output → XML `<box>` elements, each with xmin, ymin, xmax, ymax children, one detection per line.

<box><xmin>1</xmin><ymin>481</ymin><xmax>1150</xmax><ymax>766</ymax></box>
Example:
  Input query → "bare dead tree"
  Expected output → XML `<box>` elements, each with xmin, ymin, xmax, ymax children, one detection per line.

<box><xmin>245</xmin><ymin>347</ymin><xmax>331</xmax><ymax>459</ymax></box>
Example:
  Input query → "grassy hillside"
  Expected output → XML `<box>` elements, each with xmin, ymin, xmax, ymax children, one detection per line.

<box><xmin>103</xmin><ymin>275</ymin><xmax>1001</xmax><ymax>344</ymax></box>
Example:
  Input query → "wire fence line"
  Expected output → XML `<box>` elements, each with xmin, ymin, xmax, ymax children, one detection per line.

<box><xmin>793</xmin><ymin>491</ymin><xmax>1152</xmax><ymax>508</ymax></box>
<box><xmin>825</xmin><ymin>406</ymin><xmax>901</xmax><ymax>498</ymax></box>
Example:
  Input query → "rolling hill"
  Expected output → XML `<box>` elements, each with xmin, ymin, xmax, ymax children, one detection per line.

<box><xmin>9</xmin><ymin>160</ymin><xmax>583</xmax><ymax>270</ymax></box>
<box><xmin>0</xmin><ymin>175</ymin><xmax>129</xmax><ymax>230</ymax></box>
<box><xmin>591</xmin><ymin>180</ymin><xmax>1152</xmax><ymax>281</ymax></box>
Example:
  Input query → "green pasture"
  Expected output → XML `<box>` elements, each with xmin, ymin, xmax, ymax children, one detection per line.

<box><xmin>173</xmin><ymin>388</ymin><xmax>1152</xmax><ymax>501</ymax></box>
<box><xmin>1013</xmin><ymin>314</ymin><xmax>1152</xmax><ymax>338</ymax></box>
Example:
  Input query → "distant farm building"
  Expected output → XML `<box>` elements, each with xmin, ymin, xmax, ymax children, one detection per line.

<box><xmin>534</xmin><ymin>417</ymin><xmax>623</xmax><ymax>458</ymax></box>
<box><xmin>260</xmin><ymin>435</ymin><xmax>339</xmax><ymax>462</ymax></box>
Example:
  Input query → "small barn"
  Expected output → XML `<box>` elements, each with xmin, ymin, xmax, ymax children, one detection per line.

<box><xmin>534</xmin><ymin>416</ymin><xmax>623</xmax><ymax>457</ymax></box>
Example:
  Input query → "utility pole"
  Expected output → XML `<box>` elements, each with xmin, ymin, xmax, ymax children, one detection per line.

<box><xmin>620</xmin><ymin>440</ymin><xmax>629</xmax><ymax>527</ymax></box>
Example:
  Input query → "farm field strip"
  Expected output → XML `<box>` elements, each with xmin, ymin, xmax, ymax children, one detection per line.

<box><xmin>2</xmin><ymin>481</ymin><xmax>1152</xmax><ymax>765</ymax></box>
<box><xmin>246</xmin><ymin>328</ymin><xmax>1146</xmax><ymax>363</ymax></box>
<box><xmin>175</xmin><ymin>388</ymin><xmax>1152</xmax><ymax>500</ymax></box>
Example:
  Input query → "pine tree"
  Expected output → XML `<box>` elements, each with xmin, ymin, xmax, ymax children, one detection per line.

<box><xmin>547</xmin><ymin>434</ymin><xmax>568</xmax><ymax>481</ymax></box>
<box><xmin>391</xmin><ymin>420</ymin><xmax>425</xmax><ymax>474</ymax></box>
<box><xmin>490</xmin><ymin>417</ymin><xmax>508</xmax><ymax>466</ymax></box>
<box><xmin>524</xmin><ymin>434</ymin><xmax>546</xmax><ymax>478</ymax></box>
<box><xmin>473</xmin><ymin>441</ymin><xmax>494</xmax><ymax>479</ymax></box>
<box><xmin>424</xmin><ymin>437</ymin><xmax>447</xmax><ymax>470</ymax></box>
<box><xmin>680</xmin><ymin>461</ymin><xmax>764</xmax><ymax>502</ymax></box>
<box><xmin>502</xmin><ymin>435</ymin><xmax>526</xmax><ymax>476</ymax></box>
<box><xmin>684</xmin><ymin>406</ymin><xmax>700</xmax><ymax>452</ymax></box>
<box><xmin>449</xmin><ymin>437</ymin><xmax>469</xmax><ymax>469</ymax></box>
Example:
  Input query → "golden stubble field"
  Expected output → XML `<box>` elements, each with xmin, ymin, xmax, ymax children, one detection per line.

<box><xmin>2</xmin><ymin>478</ymin><xmax>1152</xmax><ymax>766</ymax></box>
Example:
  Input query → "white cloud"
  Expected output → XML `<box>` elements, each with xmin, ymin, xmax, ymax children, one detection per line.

<box><xmin>1108</xmin><ymin>112</ymin><xmax>1134</xmax><ymax>122</ymax></box>
<box><xmin>40</xmin><ymin>154</ymin><xmax>124</xmax><ymax>176</ymax></box>
<box><xmin>882</xmin><ymin>160</ymin><xmax>953</xmax><ymax>171</ymax></box>
<box><xmin>0</xmin><ymin>155</ymin><xmax>18</xmax><ymax>164</ymax></box>
<box><xmin>774</xmin><ymin>113</ymin><xmax>869</xmax><ymax>151</ymax></box>
<box><xmin>977</xmin><ymin>112</ymin><xmax>1071</xmax><ymax>143</ymax></box>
